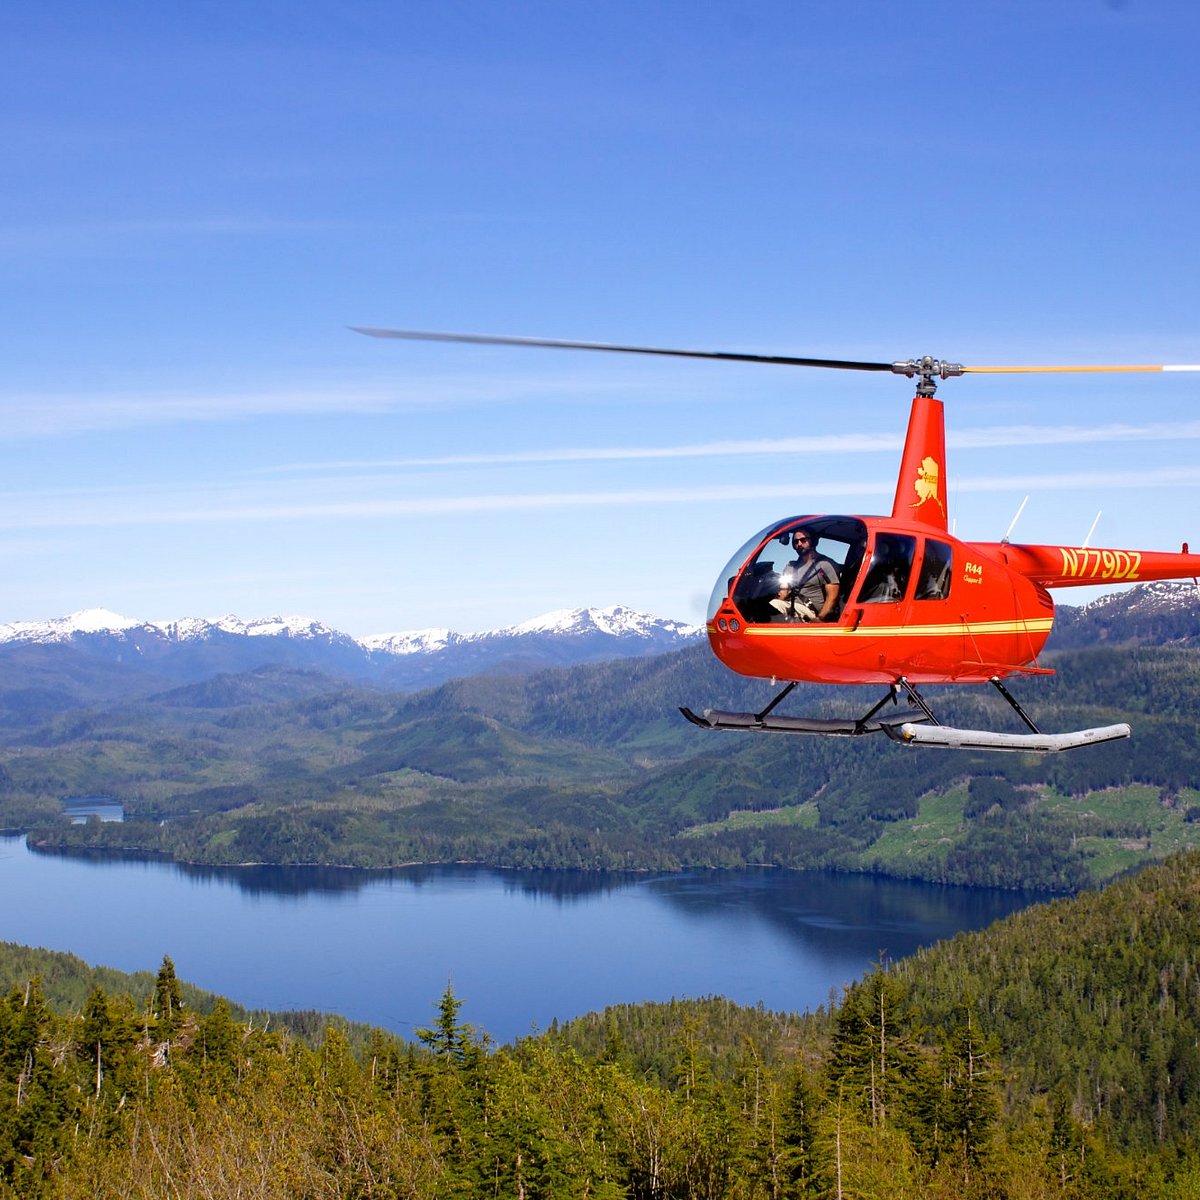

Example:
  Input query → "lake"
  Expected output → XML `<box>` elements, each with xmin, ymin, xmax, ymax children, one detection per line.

<box><xmin>0</xmin><ymin>834</ymin><xmax>1040</xmax><ymax>1044</ymax></box>
<box><xmin>62</xmin><ymin>797</ymin><xmax>125</xmax><ymax>824</ymax></box>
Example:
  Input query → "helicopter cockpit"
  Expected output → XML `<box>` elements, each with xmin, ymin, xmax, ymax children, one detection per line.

<box><xmin>709</xmin><ymin>515</ymin><xmax>869</xmax><ymax>627</ymax></box>
<box><xmin>709</xmin><ymin>515</ymin><xmax>958</xmax><ymax>630</ymax></box>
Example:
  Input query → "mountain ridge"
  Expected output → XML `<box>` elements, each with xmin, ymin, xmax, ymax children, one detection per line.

<box><xmin>0</xmin><ymin>603</ymin><xmax>704</xmax><ymax>702</ymax></box>
<box><xmin>3</xmin><ymin>581</ymin><xmax>1200</xmax><ymax>889</ymax></box>
<box><xmin>1</xmin><ymin>579</ymin><xmax>1197</xmax><ymax>739</ymax></box>
<box><xmin>0</xmin><ymin>603</ymin><xmax>702</xmax><ymax>651</ymax></box>
<box><xmin>1051</xmin><ymin>579</ymin><xmax>1200</xmax><ymax>648</ymax></box>
<box><xmin>7</xmin><ymin>579</ymin><xmax>1195</xmax><ymax>656</ymax></box>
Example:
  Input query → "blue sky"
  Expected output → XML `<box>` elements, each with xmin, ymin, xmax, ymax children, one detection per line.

<box><xmin>3</xmin><ymin>1</ymin><xmax>1199</xmax><ymax>635</ymax></box>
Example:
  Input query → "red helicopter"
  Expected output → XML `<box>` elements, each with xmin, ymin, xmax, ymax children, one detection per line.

<box><xmin>354</xmin><ymin>328</ymin><xmax>1200</xmax><ymax>753</ymax></box>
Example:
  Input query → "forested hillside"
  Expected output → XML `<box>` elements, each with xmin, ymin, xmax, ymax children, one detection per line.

<box><xmin>3</xmin><ymin>586</ymin><xmax>1200</xmax><ymax>891</ymax></box>
<box><xmin>7</xmin><ymin>851</ymin><xmax>1200</xmax><ymax>1196</ymax></box>
<box><xmin>0</xmin><ymin>943</ymin><xmax>374</xmax><ymax>1050</ymax></box>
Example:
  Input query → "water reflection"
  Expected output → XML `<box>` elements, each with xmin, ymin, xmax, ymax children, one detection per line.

<box><xmin>61</xmin><ymin>797</ymin><xmax>124</xmax><ymax>824</ymax></box>
<box><xmin>492</xmin><ymin>867</ymin><xmax>638</xmax><ymax>903</ymax></box>
<box><xmin>174</xmin><ymin>861</ymin><xmax>393</xmax><ymax>898</ymax></box>
<box><xmin>30</xmin><ymin>847</ymin><xmax>647</xmax><ymax>903</ymax></box>
<box><xmin>644</xmin><ymin>868</ymin><xmax>1035</xmax><ymax>963</ymax></box>
<box><xmin>169</xmin><ymin>861</ymin><xmax>640</xmax><ymax>902</ymax></box>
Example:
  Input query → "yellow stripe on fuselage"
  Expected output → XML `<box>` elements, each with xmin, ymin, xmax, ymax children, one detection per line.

<box><xmin>709</xmin><ymin>618</ymin><xmax>1056</xmax><ymax>639</ymax></box>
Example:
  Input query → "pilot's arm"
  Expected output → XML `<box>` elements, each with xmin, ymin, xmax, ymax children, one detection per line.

<box><xmin>817</xmin><ymin>578</ymin><xmax>839</xmax><ymax>620</ymax></box>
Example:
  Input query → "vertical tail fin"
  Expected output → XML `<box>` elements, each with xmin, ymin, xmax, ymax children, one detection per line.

<box><xmin>891</xmin><ymin>393</ymin><xmax>949</xmax><ymax>531</ymax></box>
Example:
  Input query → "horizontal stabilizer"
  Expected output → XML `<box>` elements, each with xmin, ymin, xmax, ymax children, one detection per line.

<box><xmin>679</xmin><ymin>706</ymin><xmax>929</xmax><ymax>737</ymax></box>
<box><xmin>883</xmin><ymin>722</ymin><xmax>1131</xmax><ymax>754</ymax></box>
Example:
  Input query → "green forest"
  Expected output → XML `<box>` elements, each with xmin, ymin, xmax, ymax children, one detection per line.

<box><xmin>7</xmin><ymin>849</ymin><xmax>1200</xmax><ymax>1197</ymax></box>
<box><xmin>3</xmin><ymin>636</ymin><xmax>1200</xmax><ymax>891</ymax></box>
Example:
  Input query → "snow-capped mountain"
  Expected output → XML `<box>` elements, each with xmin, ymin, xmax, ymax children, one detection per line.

<box><xmin>360</xmin><ymin>628</ymin><xmax>454</xmax><ymax>656</ymax></box>
<box><xmin>1</xmin><ymin>584</ymin><xmax>1196</xmax><ymax>729</ymax></box>
<box><xmin>0</xmin><ymin>605</ymin><xmax>704</xmax><ymax>706</ymax></box>
<box><xmin>1049</xmin><ymin>581</ymin><xmax>1200</xmax><ymax>649</ymax></box>
<box><xmin>0</xmin><ymin>610</ymin><xmax>353</xmax><ymax>647</ymax></box>
<box><xmin>0</xmin><ymin>608</ymin><xmax>147</xmax><ymax>644</ymax></box>
<box><xmin>1080</xmin><ymin>580</ymin><xmax>1200</xmax><ymax>619</ymax></box>
<box><xmin>0</xmin><ymin>604</ymin><xmax>699</xmax><ymax>653</ymax></box>
<box><xmin>361</xmin><ymin>605</ymin><xmax>698</xmax><ymax>656</ymax></box>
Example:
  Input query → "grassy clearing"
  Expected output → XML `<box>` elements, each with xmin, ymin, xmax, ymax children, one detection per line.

<box><xmin>679</xmin><ymin>801</ymin><xmax>820</xmax><ymax>839</ymax></box>
<box><xmin>1074</xmin><ymin>837</ymin><xmax>1149</xmax><ymax>881</ymax></box>
<box><xmin>1040</xmin><ymin>783</ymin><xmax>1162</xmax><ymax>824</ymax></box>
<box><xmin>1038</xmin><ymin>784</ymin><xmax>1200</xmax><ymax>883</ymax></box>
<box><xmin>852</xmin><ymin>784</ymin><xmax>969</xmax><ymax>870</ymax></box>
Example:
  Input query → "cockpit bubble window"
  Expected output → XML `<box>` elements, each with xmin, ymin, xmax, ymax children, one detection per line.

<box><xmin>709</xmin><ymin>515</ymin><xmax>868</xmax><ymax>625</ymax></box>
<box><xmin>858</xmin><ymin>533</ymin><xmax>917</xmax><ymax>604</ymax></box>
<box><xmin>915</xmin><ymin>539</ymin><xmax>953</xmax><ymax>601</ymax></box>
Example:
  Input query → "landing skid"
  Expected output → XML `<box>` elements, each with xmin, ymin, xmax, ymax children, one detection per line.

<box><xmin>882</xmin><ymin>721</ymin><xmax>1131</xmax><ymax>753</ymax></box>
<box><xmin>679</xmin><ymin>677</ymin><xmax>1132</xmax><ymax>754</ymax></box>
<box><xmin>680</xmin><ymin>679</ymin><xmax>930</xmax><ymax>739</ymax></box>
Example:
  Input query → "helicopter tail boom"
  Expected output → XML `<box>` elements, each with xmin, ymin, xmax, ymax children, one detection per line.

<box><xmin>977</xmin><ymin>542</ymin><xmax>1200</xmax><ymax>590</ymax></box>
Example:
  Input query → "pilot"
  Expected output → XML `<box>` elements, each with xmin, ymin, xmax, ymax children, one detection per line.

<box><xmin>770</xmin><ymin>528</ymin><xmax>839</xmax><ymax>621</ymax></box>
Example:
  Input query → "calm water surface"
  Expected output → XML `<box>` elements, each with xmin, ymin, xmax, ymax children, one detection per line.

<box><xmin>0</xmin><ymin>835</ymin><xmax>1039</xmax><ymax>1044</ymax></box>
<box><xmin>62</xmin><ymin>797</ymin><xmax>124</xmax><ymax>824</ymax></box>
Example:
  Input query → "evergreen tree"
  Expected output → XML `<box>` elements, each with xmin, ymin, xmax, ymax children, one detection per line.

<box><xmin>777</xmin><ymin>1063</ymin><xmax>825</xmax><ymax>1197</ymax></box>
<box><xmin>79</xmin><ymin>984</ymin><xmax>116</xmax><ymax>1099</ymax></box>
<box><xmin>416</xmin><ymin>979</ymin><xmax>474</xmax><ymax>1070</ymax></box>
<box><xmin>671</xmin><ymin>1015</ymin><xmax>711</xmax><ymax>1104</ymax></box>
<box><xmin>0</xmin><ymin>978</ymin><xmax>74</xmax><ymax>1193</ymax></box>
<box><xmin>936</xmin><ymin>1009</ymin><xmax>1000</xmax><ymax>1179</ymax></box>
<box><xmin>196</xmin><ymin>997</ymin><xmax>239</xmax><ymax>1072</ymax></box>
<box><xmin>827</xmin><ymin>967</ymin><xmax>922</xmax><ymax>1129</ymax></box>
<box><xmin>152</xmin><ymin>954</ymin><xmax>184</xmax><ymax>1041</ymax></box>
<box><xmin>599</xmin><ymin>1008</ymin><xmax>630</xmax><ymax>1069</ymax></box>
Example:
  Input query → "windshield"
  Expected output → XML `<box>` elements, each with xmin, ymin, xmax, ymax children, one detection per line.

<box><xmin>708</xmin><ymin>515</ymin><xmax>868</xmax><ymax>624</ymax></box>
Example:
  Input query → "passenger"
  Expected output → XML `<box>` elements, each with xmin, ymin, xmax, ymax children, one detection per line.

<box><xmin>860</xmin><ymin>538</ymin><xmax>914</xmax><ymax>603</ymax></box>
<box><xmin>770</xmin><ymin>528</ymin><xmax>839</xmax><ymax>621</ymax></box>
<box><xmin>862</xmin><ymin>560</ymin><xmax>904</xmax><ymax>603</ymax></box>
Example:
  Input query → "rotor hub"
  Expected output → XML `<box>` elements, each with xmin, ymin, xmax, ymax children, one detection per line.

<box><xmin>891</xmin><ymin>357</ymin><xmax>964</xmax><ymax>396</ymax></box>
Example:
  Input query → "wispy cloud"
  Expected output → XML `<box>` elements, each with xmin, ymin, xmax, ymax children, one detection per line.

<box><xmin>0</xmin><ymin>389</ymin><xmax>392</xmax><ymax>438</ymax></box>
<box><xmin>263</xmin><ymin>420</ymin><xmax>1200</xmax><ymax>474</ymax></box>
<box><xmin>954</xmin><ymin>421</ymin><xmax>1200</xmax><ymax>449</ymax></box>
<box><xmin>264</xmin><ymin>432</ymin><xmax>901</xmax><ymax>473</ymax></box>
<box><xmin>961</xmin><ymin>465</ymin><xmax>1200</xmax><ymax>493</ymax></box>
<box><xmin>0</xmin><ymin>216</ymin><xmax>343</xmax><ymax>256</ymax></box>
<box><xmin>0</xmin><ymin>374</ymin><xmax>654</xmax><ymax>438</ymax></box>
<box><xmin>5</xmin><ymin>465</ymin><xmax>1200</xmax><ymax>532</ymax></box>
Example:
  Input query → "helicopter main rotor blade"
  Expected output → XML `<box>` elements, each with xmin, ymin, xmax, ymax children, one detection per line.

<box><xmin>349</xmin><ymin>327</ymin><xmax>896</xmax><ymax>373</ymax></box>
<box><xmin>351</xmin><ymin>328</ymin><xmax>1200</xmax><ymax>383</ymax></box>
<box><xmin>962</xmin><ymin>363</ymin><xmax>1200</xmax><ymax>374</ymax></box>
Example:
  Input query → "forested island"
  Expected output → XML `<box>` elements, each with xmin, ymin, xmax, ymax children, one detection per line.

<box><xmin>4</xmin><ymin>635</ymin><xmax>1200</xmax><ymax>892</ymax></box>
<box><xmin>5</xmin><ymin>848</ymin><xmax>1200</xmax><ymax>1196</ymax></box>
<box><xmin>1</xmin><ymin>584</ymin><xmax>1198</xmax><ymax>895</ymax></box>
